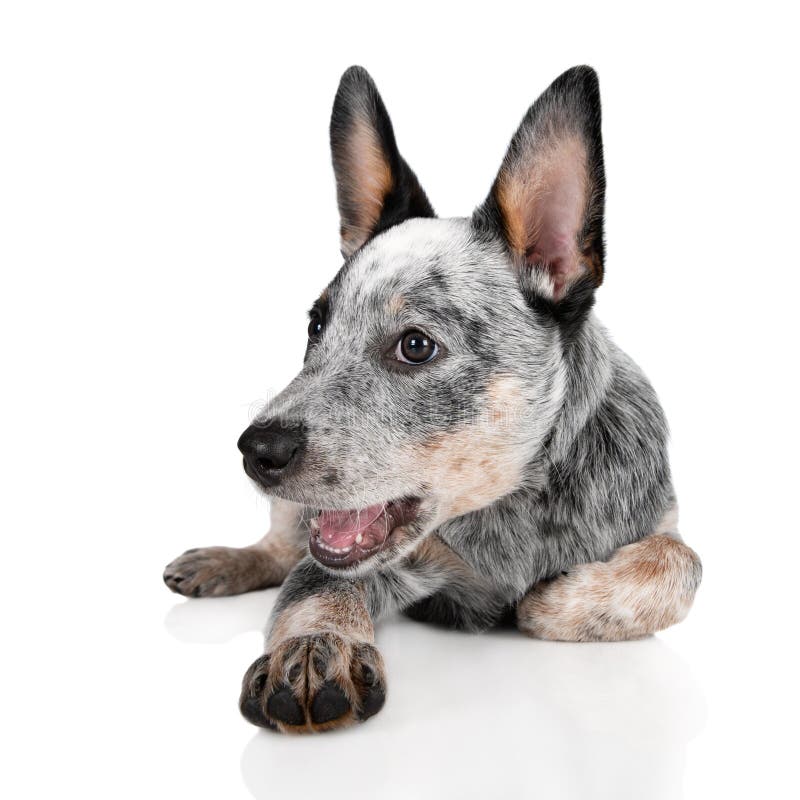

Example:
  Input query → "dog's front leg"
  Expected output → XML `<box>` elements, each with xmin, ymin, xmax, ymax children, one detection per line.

<box><xmin>517</xmin><ymin>530</ymin><xmax>702</xmax><ymax>642</ymax></box>
<box><xmin>163</xmin><ymin>499</ymin><xmax>306</xmax><ymax>597</ymax></box>
<box><xmin>238</xmin><ymin>556</ymin><xmax>387</xmax><ymax>733</ymax></box>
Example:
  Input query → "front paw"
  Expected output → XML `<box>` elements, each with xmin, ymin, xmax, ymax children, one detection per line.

<box><xmin>163</xmin><ymin>546</ymin><xmax>270</xmax><ymax>597</ymax></box>
<box><xmin>239</xmin><ymin>633</ymin><xmax>386</xmax><ymax>733</ymax></box>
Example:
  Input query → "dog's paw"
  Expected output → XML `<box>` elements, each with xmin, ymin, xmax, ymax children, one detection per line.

<box><xmin>163</xmin><ymin>546</ymin><xmax>272</xmax><ymax>597</ymax></box>
<box><xmin>239</xmin><ymin>633</ymin><xmax>386</xmax><ymax>733</ymax></box>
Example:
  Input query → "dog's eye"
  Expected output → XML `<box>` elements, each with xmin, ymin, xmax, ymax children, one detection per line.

<box><xmin>308</xmin><ymin>312</ymin><xmax>324</xmax><ymax>340</ymax></box>
<box><xmin>395</xmin><ymin>330</ymin><xmax>438</xmax><ymax>365</ymax></box>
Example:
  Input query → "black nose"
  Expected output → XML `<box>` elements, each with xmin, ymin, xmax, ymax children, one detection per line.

<box><xmin>238</xmin><ymin>420</ymin><xmax>304</xmax><ymax>485</ymax></box>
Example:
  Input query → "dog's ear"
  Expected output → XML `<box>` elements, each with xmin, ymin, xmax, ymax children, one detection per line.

<box><xmin>476</xmin><ymin>66</ymin><xmax>605</xmax><ymax>303</ymax></box>
<box><xmin>330</xmin><ymin>66</ymin><xmax>434</xmax><ymax>258</ymax></box>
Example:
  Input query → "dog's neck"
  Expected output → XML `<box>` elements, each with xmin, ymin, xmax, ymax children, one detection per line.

<box><xmin>541</xmin><ymin>311</ymin><xmax>614</xmax><ymax>467</ymax></box>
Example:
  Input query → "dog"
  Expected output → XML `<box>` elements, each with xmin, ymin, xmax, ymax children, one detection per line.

<box><xmin>164</xmin><ymin>65</ymin><xmax>702</xmax><ymax>734</ymax></box>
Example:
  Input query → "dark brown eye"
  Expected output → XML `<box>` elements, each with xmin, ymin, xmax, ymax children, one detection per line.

<box><xmin>308</xmin><ymin>312</ymin><xmax>323</xmax><ymax>340</ymax></box>
<box><xmin>397</xmin><ymin>330</ymin><xmax>438</xmax><ymax>364</ymax></box>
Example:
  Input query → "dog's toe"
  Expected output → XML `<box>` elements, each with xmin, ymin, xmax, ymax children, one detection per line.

<box><xmin>239</xmin><ymin>656</ymin><xmax>281</xmax><ymax>730</ymax></box>
<box><xmin>240</xmin><ymin>635</ymin><xmax>388</xmax><ymax>734</ymax></box>
<box><xmin>359</xmin><ymin>683</ymin><xmax>386</xmax><ymax>720</ymax></box>
<box><xmin>163</xmin><ymin>546</ymin><xmax>261</xmax><ymax>597</ymax></box>
<box><xmin>240</xmin><ymin>693</ymin><xmax>276</xmax><ymax>730</ymax></box>
<box><xmin>163</xmin><ymin>568</ymin><xmax>188</xmax><ymax>594</ymax></box>
<box><xmin>163</xmin><ymin>554</ymin><xmax>200</xmax><ymax>596</ymax></box>
<box><xmin>310</xmin><ymin>681</ymin><xmax>351</xmax><ymax>724</ymax></box>
<box><xmin>267</xmin><ymin>685</ymin><xmax>305</xmax><ymax>726</ymax></box>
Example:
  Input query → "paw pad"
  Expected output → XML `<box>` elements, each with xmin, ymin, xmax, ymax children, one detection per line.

<box><xmin>267</xmin><ymin>686</ymin><xmax>305</xmax><ymax>726</ymax></box>
<box><xmin>239</xmin><ymin>634</ymin><xmax>387</xmax><ymax>733</ymax></box>
<box><xmin>310</xmin><ymin>682</ymin><xmax>351</xmax><ymax>724</ymax></box>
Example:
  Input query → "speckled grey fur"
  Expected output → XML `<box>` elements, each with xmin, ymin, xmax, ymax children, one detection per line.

<box><xmin>164</xmin><ymin>65</ymin><xmax>701</xmax><ymax>734</ymax></box>
<box><xmin>260</xmin><ymin>67</ymin><xmax>679</xmax><ymax>633</ymax></box>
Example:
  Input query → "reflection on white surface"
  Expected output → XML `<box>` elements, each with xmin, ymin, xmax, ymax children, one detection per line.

<box><xmin>167</xmin><ymin>593</ymin><xmax>705</xmax><ymax>800</ymax></box>
<box><xmin>165</xmin><ymin>589</ymin><xmax>275</xmax><ymax>644</ymax></box>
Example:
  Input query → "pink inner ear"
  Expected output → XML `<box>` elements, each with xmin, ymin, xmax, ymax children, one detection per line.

<box><xmin>498</xmin><ymin>135</ymin><xmax>588</xmax><ymax>300</ymax></box>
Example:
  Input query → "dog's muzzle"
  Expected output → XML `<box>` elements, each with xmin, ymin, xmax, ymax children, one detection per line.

<box><xmin>238</xmin><ymin>419</ymin><xmax>304</xmax><ymax>488</ymax></box>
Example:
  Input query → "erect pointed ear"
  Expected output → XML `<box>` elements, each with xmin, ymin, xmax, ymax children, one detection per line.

<box><xmin>330</xmin><ymin>66</ymin><xmax>434</xmax><ymax>258</ymax></box>
<box><xmin>476</xmin><ymin>66</ymin><xmax>605</xmax><ymax>303</ymax></box>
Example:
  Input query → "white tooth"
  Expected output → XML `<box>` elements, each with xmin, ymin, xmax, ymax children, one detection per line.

<box><xmin>309</xmin><ymin>519</ymin><xmax>319</xmax><ymax>530</ymax></box>
<box><xmin>355</xmin><ymin>534</ymin><xmax>363</xmax><ymax>545</ymax></box>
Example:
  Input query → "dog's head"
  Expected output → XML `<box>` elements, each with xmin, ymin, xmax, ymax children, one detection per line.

<box><xmin>240</xmin><ymin>66</ymin><xmax>605</xmax><ymax>575</ymax></box>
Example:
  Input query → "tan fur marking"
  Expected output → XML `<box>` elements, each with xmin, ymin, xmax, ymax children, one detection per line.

<box><xmin>517</xmin><ymin>521</ymin><xmax>702</xmax><ymax>642</ymax></box>
<box><xmin>339</xmin><ymin>116</ymin><xmax>393</xmax><ymax>255</ymax></box>
<box><xmin>582</xmin><ymin>245</ymin><xmax>604</xmax><ymax>287</ymax></box>
<box><xmin>495</xmin><ymin>134</ymin><xmax>600</xmax><ymax>289</ymax></box>
<box><xmin>496</xmin><ymin>160</ymin><xmax>546</xmax><ymax>256</ymax></box>
<box><xmin>163</xmin><ymin>498</ymin><xmax>305</xmax><ymax>597</ymax></box>
<box><xmin>268</xmin><ymin>588</ymin><xmax>374</xmax><ymax>650</ymax></box>
<box><xmin>386</xmin><ymin>293</ymin><xmax>406</xmax><ymax>314</ymax></box>
<box><xmin>411</xmin><ymin>376</ymin><xmax>531</xmax><ymax>519</ymax></box>
<box><xmin>251</xmin><ymin>498</ymin><xmax>306</xmax><ymax>574</ymax></box>
<box><xmin>250</xmin><ymin>581</ymin><xmax>384</xmax><ymax>734</ymax></box>
<box><xmin>409</xmin><ymin>534</ymin><xmax>476</xmax><ymax>577</ymax></box>
<box><xmin>248</xmin><ymin>630</ymin><xmax>385</xmax><ymax>734</ymax></box>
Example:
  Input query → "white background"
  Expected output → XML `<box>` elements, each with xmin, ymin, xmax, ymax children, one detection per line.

<box><xmin>1</xmin><ymin>2</ymin><xmax>798</xmax><ymax>798</ymax></box>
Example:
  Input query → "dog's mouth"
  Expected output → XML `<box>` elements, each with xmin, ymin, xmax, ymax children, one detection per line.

<box><xmin>308</xmin><ymin>497</ymin><xmax>421</xmax><ymax>569</ymax></box>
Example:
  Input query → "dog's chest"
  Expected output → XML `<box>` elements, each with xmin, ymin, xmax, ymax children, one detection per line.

<box><xmin>436</xmin><ymin>496</ymin><xmax>553</xmax><ymax>599</ymax></box>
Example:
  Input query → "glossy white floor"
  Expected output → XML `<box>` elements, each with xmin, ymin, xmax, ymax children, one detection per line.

<box><xmin>14</xmin><ymin>525</ymin><xmax>790</xmax><ymax>800</ymax></box>
<box><xmin>158</xmin><ymin>576</ymin><xmax>705</xmax><ymax>800</ymax></box>
<box><xmin>2</xmin><ymin>2</ymin><xmax>797</xmax><ymax>798</ymax></box>
<box><xmin>7</xmin><ymin>453</ymin><xmax>796</xmax><ymax>800</ymax></box>
<box><xmin>157</xmin><ymin>509</ymin><xmax>796</xmax><ymax>800</ymax></box>
<box><xmin>164</xmin><ymin>588</ymin><xmax>703</xmax><ymax>800</ymax></box>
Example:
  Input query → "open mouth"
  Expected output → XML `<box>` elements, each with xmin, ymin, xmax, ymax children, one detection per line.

<box><xmin>308</xmin><ymin>497</ymin><xmax>421</xmax><ymax>569</ymax></box>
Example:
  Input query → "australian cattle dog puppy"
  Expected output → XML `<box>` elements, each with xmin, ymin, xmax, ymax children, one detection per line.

<box><xmin>164</xmin><ymin>65</ymin><xmax>702</xmax><ymax>733</ymax></box>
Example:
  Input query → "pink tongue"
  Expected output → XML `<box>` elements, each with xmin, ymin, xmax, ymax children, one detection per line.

<box><xmin>318</xmin><ymin>503</ymin><xmax>386</xmax><ymax>548</ymax></box>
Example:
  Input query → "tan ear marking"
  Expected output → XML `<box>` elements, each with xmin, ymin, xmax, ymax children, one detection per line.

<box><xmin>482</xmin><ymin>67</ymin><xmax>605</xmax><ymax>299</ymax></box>
<box><xmin>495</xmin><ymin>133</ymin><xmax>593</xmax><ymax>296</ymax></box>
<box><xmin>338</xmin><ymin>116</ymin><xmax>394</xmax><ymax>256</ymax></box>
